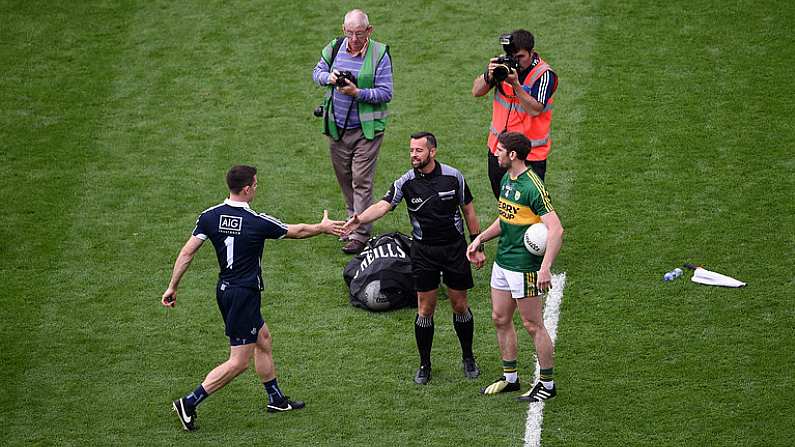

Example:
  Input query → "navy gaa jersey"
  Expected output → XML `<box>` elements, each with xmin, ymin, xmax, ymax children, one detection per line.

<box><xmin>383</xmin><ymin>161</ymin><xmax>473</xmax><ymax>245</ymax></box>
<box><xmin>192</xmin><ymin>198</ymin><xmax>288</xmax><ymax>290</ymax></box>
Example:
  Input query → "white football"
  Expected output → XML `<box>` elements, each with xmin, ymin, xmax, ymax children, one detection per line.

<box><xmin>362</xmin><ymin>280</ymin><xmax>391</xmax><ymax>311</ymax></box>
<box><xmin>523</xmin><ymin>223</ymin><xmax>548</xmax><ymax>256</ymax></box>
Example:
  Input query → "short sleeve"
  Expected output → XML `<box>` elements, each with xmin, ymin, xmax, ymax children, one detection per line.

<box><xmin>525</xmin><ymin>70</ymin><xmax>557</xmax><ymax>106</ymax></box>
<box><xmin>192</xmin><ymin>213</ymin><xmax>210</xmax><ymax>240</ymax></box>
<box><xmin>462</xmin><ymin>180</ymin><xmax>473</xmax><ymax>205</ymax></box>
<box><xmin>529</xmin><ymin>182</ymin><xmax>554</xmax><ymax>217</ymax></box>
<box><xmin>257</xmin><ymin>213</ymin><xmax>289</xmax><ymax>240</ymax></box>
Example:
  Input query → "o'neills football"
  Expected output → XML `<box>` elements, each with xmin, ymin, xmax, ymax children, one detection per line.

<box><xmin>523</xmin><ymin>223</ymin><xmax>548</xmax><ymax>256</ymax></box>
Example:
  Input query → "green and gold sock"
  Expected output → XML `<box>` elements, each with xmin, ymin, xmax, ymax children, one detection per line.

<box><xmin>502</xmin><ymin>359</ymin><xmax>518</xmax><ymax>383</ymax></box>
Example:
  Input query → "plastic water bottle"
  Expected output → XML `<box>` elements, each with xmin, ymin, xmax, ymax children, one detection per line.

<box><xmin>663</xmin><ymin>268</ymin><xmax>683</xmax><ymax>282</ymax></box>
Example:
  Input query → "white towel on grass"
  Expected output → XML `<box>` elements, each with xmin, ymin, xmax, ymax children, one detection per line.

<box><xmin>691</xmin><ymin>267</ymin><xmax>746</xmax><ymax>287</ymax></box>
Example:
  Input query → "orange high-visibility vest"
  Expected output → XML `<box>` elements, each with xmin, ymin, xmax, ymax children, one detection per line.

<box><xmin>487</xmin><ymin>58</ymin><xmax>554</xmax><ymax>161</ymax></box>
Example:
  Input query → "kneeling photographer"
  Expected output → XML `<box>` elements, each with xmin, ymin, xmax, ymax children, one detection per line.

<box><xmin>472</xmin><ymin>29</ymin><xmax>558</xmax><ymax>198</ymax></box>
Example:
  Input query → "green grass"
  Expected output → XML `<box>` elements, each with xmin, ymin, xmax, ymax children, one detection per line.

<box><xmin>1</xmin><ymin>0</ymin><xmax>793</xmax><ymax>445</ymax></box>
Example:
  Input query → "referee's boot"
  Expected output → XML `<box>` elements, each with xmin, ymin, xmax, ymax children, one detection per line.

<box><xmin>414</xmin><ymin>364</ymin><xmax>431</xmax><ymax>385</ymax></box>
<box><xmin>462</xmin><ymin>357</ymin><xmax>481</xmax><ymax>379</ymax></box>
<box><xmin>342</xmin><ymin>239</ymin><xmax>365</xmax><ymax>255</ymax></box>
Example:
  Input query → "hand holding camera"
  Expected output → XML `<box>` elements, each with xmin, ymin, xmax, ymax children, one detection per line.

<box><xmin>315</xmin><ymin>70</ymin><xmax>361</xmax><ymax>117</ymax></box>
<box><xmin>331</xmin><ymin>70</ymin><xmax>359</xmax><ymax>97</ymax></box>
<box><xmin>315</xmin><ymin>70</ymin><xmax>360</xmax><ymax>117</ymax></box>
<box><xmin>489</xmin><ymin>55</ymin><xmax>519</xmax><ymax>84</ymax></box>
<box><xmin>485</xmin><ymin>33</ymin><xmax>521</xmax><ymax>85</ymax></box>
<box><xmin>489</xmin><ymin>54</ymin><xmax>519</xmax><ymax>82</ymax></box>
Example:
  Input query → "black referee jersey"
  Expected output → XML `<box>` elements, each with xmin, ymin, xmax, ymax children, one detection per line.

<box><xmin>383</xmin><ymin>162</ymin><xmax>473</xmax><ymax>245</ymax></box>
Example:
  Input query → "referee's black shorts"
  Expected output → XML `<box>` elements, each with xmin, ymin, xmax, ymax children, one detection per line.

<box><xmin>411</xmin><ymin>238</ymin><xmax>474</xmax><ymax>292</ymax></box>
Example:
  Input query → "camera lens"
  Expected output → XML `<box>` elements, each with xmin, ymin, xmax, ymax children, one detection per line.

<box><xmin>493</xmin><ymin>65</ymin><xmax>509</xmax><ymax>82</ymax></box>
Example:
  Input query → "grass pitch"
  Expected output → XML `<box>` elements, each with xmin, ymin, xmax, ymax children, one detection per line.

<box><xmin>1</xmin><ymin>1</ymin><xmax>793</xmax><ymax>445</ymax></box>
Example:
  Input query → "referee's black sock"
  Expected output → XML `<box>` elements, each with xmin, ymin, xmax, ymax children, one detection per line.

<box><xmin>453</xmin><ymin>308</ymin><xmax>474</xmax><ymax>359</ymax></box>
<box><xmin>414</xmin><ymin>314</ymin><xmax>434</xmax><ymax>367</ymax></box>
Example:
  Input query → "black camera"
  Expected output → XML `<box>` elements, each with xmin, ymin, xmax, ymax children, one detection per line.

<box><xmin>489</xmin><ymin>33</ymin><xmax>519</xmax><ymax>83</ymax></box>
<box><xmin>313</xmin><ymin>105</ymin><xmax>324</xmax><ymax>118</ymax></box>
<box><xmin>492</xmin><ymin>54</ymin><xmax>519</xmax><ymax>83</ymax></box>
<box><xmin>335</xmin><ymin>70</ymin><xmax>357</xmax><ymax>87</ymax></box>
<box><xmin>499</xmin><ymin>33</ymin><xmax>517</xmax><ymax>55</ymax></box>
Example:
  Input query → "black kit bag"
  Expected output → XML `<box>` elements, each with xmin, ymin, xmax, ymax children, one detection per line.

<box><xmin>343</xmin><ymin>232</ymin><xmax>416</xmax><ymax>312</ymax></box>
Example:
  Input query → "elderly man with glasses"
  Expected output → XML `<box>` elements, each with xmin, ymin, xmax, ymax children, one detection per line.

<box><xmin>312</xmin><ymin>9</ymin><xmax>393</xmax><ymax>254</ymax></box>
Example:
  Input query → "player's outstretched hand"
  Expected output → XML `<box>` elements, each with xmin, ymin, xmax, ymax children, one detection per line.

<box><xmin>466</xmin><ymin>239</ymin><xmax>486</xmax><ymax>270</ymax></box>
<box><xmin>161</xmin><ymin>288</ymin><xmax>177</xmax><ymax>308</ymax></box>
<box><xmin>341</xmin><ymin>214</ymin><xmax>361</xmax><ymax>238</ymax></box>
<box><xmin>321</xmin><ymin>210</ymin><xmax>345</xmax><ymax>236</ymax></box>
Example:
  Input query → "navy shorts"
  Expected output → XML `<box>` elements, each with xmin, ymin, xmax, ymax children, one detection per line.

<box><xmin>411</xmin><ymin>238</ymin><xmax>474</xmax><ymax>292</ymax></box>
<box><xmin>216</xmin><ymin>282</ymin><xmax>265</xmax><ymax>346</ymax></box>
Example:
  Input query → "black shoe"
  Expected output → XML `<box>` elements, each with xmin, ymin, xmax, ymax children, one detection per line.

<box><xmin>516</xmin><ymin>382</ymin><xmax>557</xmax><ymax>402</ymax></box>
<box><xmin>267</xmin><ymin>396</ymin><xmax>306</xmax><ymax>413</ymax></box>
<box><xmin>462</xmin><ymin>357</ymin><xmax>481</xmax><ymax>379</ymax></box>
<box><xmin>342</xmin><ymin>239</ymin><xmax>366</xmax><ymax>254</ymax></box>
<box><xmin>414</xmin><ymin>364</ymin><xmax>431</xmax><ymax>385</ymax></box>
<box><xmin>480</xmin><ymin>376</ymin><xmax>520</xmax><ymax>395</ymax></box>
<box><xmin>172</xmin><ymin>398</ymin><xmax>196</xmax><ymax>431</ymax></box>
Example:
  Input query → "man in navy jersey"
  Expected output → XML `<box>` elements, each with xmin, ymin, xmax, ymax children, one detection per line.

<box><xmin>342</xmin><ymin>132</ymin><xmax>483</xmax><ymax>385</ymax></box>
<box><xmin>161</xmin><ymin>165</ymin><xmax>343</xmax><ymax>432</ymax></box>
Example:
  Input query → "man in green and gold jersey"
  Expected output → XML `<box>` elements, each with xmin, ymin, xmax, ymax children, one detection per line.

<box><xmin>467</xmin><ymin>131</ymin><xmax>564</xmax><ymax>402</ymax></box>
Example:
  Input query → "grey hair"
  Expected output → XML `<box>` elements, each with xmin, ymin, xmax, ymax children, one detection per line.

<box><xmin>344</xmin><ymin>9</ymin><xmax>369</xmax><ymax>28</ymax></box>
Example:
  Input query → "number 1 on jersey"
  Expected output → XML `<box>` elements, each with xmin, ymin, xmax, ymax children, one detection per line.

<box><xmin>224</xmin><ymin>236</ymin><xmax>234</xmax><ymax>269</ymax></box>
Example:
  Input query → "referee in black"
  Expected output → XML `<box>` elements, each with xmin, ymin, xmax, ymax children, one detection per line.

<box><xmin>342</xmin><ymin>131</ymin><xmax>483</xmax><ymax>384</ymax></box>
<box><xmin>161</xmin><ymin>165</ymin><xmax>343</xmax><ymax>431</ymax></box>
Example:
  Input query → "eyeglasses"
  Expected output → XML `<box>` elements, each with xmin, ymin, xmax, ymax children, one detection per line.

<box><xmin>344</xmin><ymin>29</ymin><xmax>370</xmax><ymax>39</ymax></box>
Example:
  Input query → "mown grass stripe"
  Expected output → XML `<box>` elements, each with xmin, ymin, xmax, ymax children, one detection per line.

<box><xmin>0</xmin><ymin>3</ymin><xmax>136</xmax><ymax>444</ymax></box>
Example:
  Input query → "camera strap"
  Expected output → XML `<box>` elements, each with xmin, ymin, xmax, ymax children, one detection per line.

<box><xmin>501</xmin><ymin>100</ymin><xmax>514</xmax><ymax>134</ymax></box>
<box><xmin>330</xmin><ymin>36</ymin><xmax>344</xmax><ymax>66</ymax></box>
<box><xmin>497</xmin><ymin>83</ymin><xmax>516</xmax><ymax>133</ymax></box>
<box><xmin>327</xmin><ymin>36</ymin><xmax>354</xmax><ymax>140</ymax></box>
<box><xmin>337</xmin><ymin>100</ymin><xmax>355</xmax><ymax>139</ymax></box>
<box><xmin>328</xmin><ymin>87</ymin><xmax>356</xmax><ymax>140</ymax></box>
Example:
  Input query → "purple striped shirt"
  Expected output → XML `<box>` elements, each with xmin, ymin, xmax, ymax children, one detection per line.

<box><xmin>313</xmin><ymin>38</ymin><xmax>393</xmax><ymax>129</ymax></box>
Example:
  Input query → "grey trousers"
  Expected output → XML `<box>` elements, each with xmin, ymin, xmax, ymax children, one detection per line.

<box><xmin>328</xmin><ymin>128</ymin><xmax>384</xmax><ymax>242</ymax></box>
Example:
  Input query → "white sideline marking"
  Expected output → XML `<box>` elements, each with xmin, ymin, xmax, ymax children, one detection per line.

<box><xmin>523</xmin><ymin>272</ymin><xmax>566</xmax><ymax>447</ymax></box>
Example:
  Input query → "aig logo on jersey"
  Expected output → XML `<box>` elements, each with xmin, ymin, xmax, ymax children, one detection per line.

<box><xmin>219</xmin><ymin>215</ymin><xmax>242</xmax><ymax>234</ymax></box>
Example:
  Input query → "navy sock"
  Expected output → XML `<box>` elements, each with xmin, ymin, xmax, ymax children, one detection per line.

<box><xmin>183</xmin><ymin>384</ymin><xmax>208</xmax><ymax>408</ymax></box>
<box><xmin>263</xmin><ymin>378</ymin><xmax>285</xmax><ymax>404</ymax></box>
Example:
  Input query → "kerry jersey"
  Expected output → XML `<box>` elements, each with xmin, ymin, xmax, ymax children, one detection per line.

<box><xmin>496</xmin><ymin>169</ymin><xmax>554</xmax><ymax>272</ymax></box>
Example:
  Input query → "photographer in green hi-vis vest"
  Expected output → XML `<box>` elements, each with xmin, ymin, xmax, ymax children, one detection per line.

<box><xmin>312</xmin><ymin>9</ymin><xmax>393</xmax><ymax>254</ymax></box>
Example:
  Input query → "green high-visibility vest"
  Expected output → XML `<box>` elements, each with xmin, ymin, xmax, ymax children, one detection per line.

<box><xmin>320</xmin><ymin>38</ymin><xmax>390</xmax><ymax>140</ymax></box>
